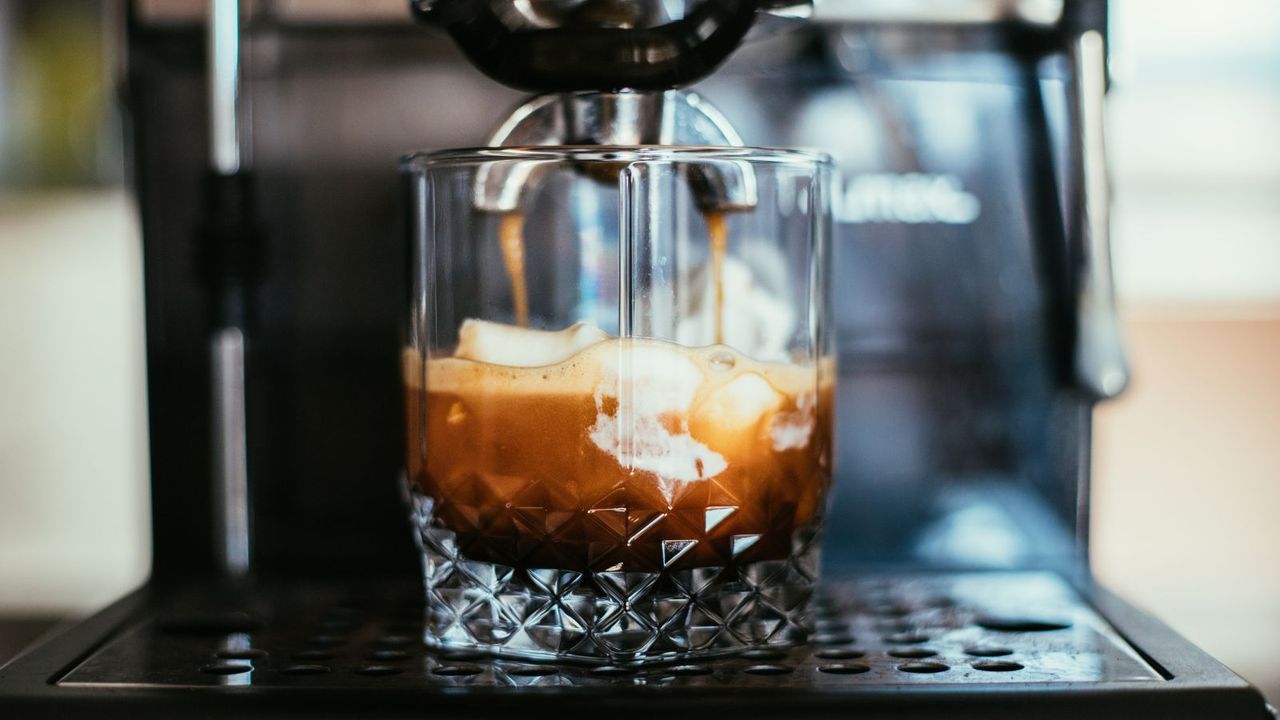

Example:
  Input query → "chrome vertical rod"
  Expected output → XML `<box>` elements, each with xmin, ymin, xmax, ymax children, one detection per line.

<box><xmin>1071</xmin><ymin>30</ymin><xmax>1129</xmax><ymax>399</ymax></box>
<box><xmin>209</xmin><ymin>0</ymin><xmax>241</xmax><ymax>174</ymax></box>
<box><xmin>208</xmin><ymin>0</ymin><xmax>250</xmax><ymax>577</ymax></box>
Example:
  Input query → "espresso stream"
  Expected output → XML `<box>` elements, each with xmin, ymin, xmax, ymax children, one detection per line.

<box><xmin>706</xmin><ymin>210</ymin><xmax>728</xmax><ymax>344</ymax></box>
<box><xmin>499</xmin><ymin>213</ymin><xmax>529</xmax><ymax>327</ymax></box>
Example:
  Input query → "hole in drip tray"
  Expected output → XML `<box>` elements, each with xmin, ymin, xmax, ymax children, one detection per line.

<box><xmin>589</xmin><ymin>666</ymin><xmax>637</xmax><ymax>677</ymax></box>
<box><xmin>976</xmin><ymin>616</ymin><xmax>1071</xmax><ymax>633</ymax></box>
<box><xmin>200</xmin><ymin>663</ymin><xmax>253</xmax><ymax>675</ymax></box>
<box><xmin>432</xmin><ymin>664</ymin><xmax>483</xmax><ymax>676</ymax></box>
<box><xmin>897</xmin><ymin>661</ymin><xmax>949</xmax><ymax>674</ymax></box>
<box><xmin>739</xmin><ymin>649</ymin><xmax>788</xmax><ymax>661</ymax></box>
<box><xmin>357</xmin><ymin>665</ymin><xmax>405</xmax><ymax>676</ymax></box>
<box><xmin>973</xmin><ymin>660</ymin><xmax>1024</xmax><ymax>672</ymax></box>
<box><xmin>503</xmin><ymin>665</ymin><xmax>559</xmax><ymax>677</ymax></box>
<box><xmin>964</xmin><ymin>646</ymin><xmax>1014</xmax><ymax>657</ymax></box>
<box><xmin>744</xmin><ymin>664</ymin><xmax>793</xmax><ymax>675</ymax></box>
<box><xmin>281</xmin><ymin>664</ymin><xmax>331</xmax><ymax>675</ymax></box>
<box><xmin>819</xmin><ymin>663</ymin><xmax>870</xmax><ymax>675</ymax></box>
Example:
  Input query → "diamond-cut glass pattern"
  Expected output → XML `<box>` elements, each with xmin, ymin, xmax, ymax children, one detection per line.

<box><xmin>56</xmin><ymin>572</ymin><xmax>1169</xmax><ymax>690</ymax></box>
<box><xmin>412</xmin><ymin>490</ymin><xmax>820</xmax><ymax>664</ymax></box>
<box><xmin>416</xmin><ymin>456</ymin><xmax>823</xmax><ymax>574</ymax></box>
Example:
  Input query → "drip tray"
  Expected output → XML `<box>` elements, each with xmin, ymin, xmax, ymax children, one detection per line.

<box><xmin>58</xmin><ymin>572</ymin><xmax>1163</xmax><ymax>688</ymax></box>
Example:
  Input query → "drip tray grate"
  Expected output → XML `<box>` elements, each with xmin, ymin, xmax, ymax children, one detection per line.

<box><xmin>57</xmin><ymin>571</ymin><xmax>1164</xmax><ymax>688</ymax></box>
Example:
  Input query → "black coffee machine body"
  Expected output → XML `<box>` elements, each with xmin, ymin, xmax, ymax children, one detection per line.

<box><xmin>0</xmin><ymin>1</ymin><xmax>1271</xmax><ymax>717</ymax></box>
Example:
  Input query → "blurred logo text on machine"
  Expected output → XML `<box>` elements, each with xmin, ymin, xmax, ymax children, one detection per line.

<box><xmin>837</xmin><ymin>172</ymin><xmax>980</xmax><ymax>225</ymax></box>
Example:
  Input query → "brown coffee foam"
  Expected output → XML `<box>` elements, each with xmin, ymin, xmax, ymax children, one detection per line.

<box><xmin>404</xmin><ymin>338</ymin><xmax>823</xmax><ymax>399</ymax></box>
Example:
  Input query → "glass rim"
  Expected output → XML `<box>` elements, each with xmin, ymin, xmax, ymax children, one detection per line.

<box><xmin>401</xmin><ymin>145</ymin><xmax>832</xmax><ymax>169</ymax></box>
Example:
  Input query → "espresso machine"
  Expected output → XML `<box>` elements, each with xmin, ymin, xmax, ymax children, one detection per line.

<box><xmin>0</xmin><ymin>0</ymin><xmax>1273</xmax><ymax>716</ymax></box>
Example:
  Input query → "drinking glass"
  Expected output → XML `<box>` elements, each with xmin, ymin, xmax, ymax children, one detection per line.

<box><xmin>402</xmin><ymin>146</ymin><xmax>833</xmax><ymax>664</ymax></box>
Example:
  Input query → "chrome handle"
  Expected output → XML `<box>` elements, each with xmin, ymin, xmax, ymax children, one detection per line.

<box><xmin>1071</xmin><ymin>30</ymin><xmax>1129</xmax><ymax>399</ymax></box>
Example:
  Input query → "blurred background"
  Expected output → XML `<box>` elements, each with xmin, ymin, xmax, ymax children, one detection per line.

<box><xmin>0</xmin><ymin>0</ymin><xmax>1276</xmax><ymax>703</ymax></box>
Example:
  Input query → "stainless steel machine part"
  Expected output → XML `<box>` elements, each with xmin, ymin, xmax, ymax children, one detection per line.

<box><xmin>1070</xmin><ymin>30</ymin><xmax>1129</xmax><ymax>399</ymax></box>
<box><xmin>57</xmin><ymin>573</ymin><xmax>1163</xmax><ymax>687</ymax></box>
<box><xmin>475</xmin><ymin>90</ymin><xmax>758</xmax><ymax>212</ymax></box>
<box><xmin>137</xmin><ymin>0</ymin><xmax>1059</xmax><ymax>27</ymax></box>
<box><xmin>808</xmin><ymin>0</ymin><xmax>1063</xmax><ymax>26</ymax></box>
<box><xmin>208</xmin><ymin>0</ymin><xmax>251</xmax><ymax>578</ymax></box>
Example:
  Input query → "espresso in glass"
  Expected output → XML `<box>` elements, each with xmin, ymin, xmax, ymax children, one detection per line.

<box><xmin>403</xmin><ymin>147</ymin><xmax>833</xmax><ymax>664</ymax></box>
<box><xmin>405</xmin><ymin>323</ymin><xmax>833</xmax><ymax>572</ymax></box>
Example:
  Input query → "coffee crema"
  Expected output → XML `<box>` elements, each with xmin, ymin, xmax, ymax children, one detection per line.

<box><xmin>404</xmin><ymin>332</ymin><xmax>832</xmax><ymax>573</ymax></box>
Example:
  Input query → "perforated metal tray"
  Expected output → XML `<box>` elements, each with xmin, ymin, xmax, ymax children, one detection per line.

<box><xmin>58</xmin><ymin>572</ymin><xmax>1160</xmax><ymax>688</ymax></box>
<box><xmin>3</xmin><ymin>570</ymin><xmax>1270</xmax><ymax>720</ymax></box>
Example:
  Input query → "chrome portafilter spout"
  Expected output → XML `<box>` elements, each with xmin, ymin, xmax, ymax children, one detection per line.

<box><xmin>475</xmin><ymin>89</ymin><xmax>759</xmax><ymax>213</ymax></box>
<box><xmin>410</xmin><ymin>0</ymin><xmax>811</xmax><ymax>212</ymax></box>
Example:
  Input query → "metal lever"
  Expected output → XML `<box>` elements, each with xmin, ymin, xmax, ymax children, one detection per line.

<box><xmin>1070</xmin><ymin>30</ymin><xmax>1129</xmax><ymax>399</ymax></box>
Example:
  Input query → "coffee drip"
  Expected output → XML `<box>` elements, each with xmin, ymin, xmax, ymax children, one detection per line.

<box><xmin>499</xmin><ymin>213</ymin><xmax>529</xmax><ymax>327</ymax></box>
<box><xmin>706</xmin><ymin>210</ymin><xmax>729</xmax><ymax>345</ymax></box>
